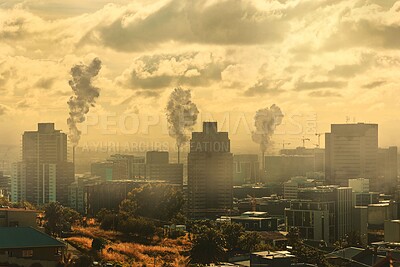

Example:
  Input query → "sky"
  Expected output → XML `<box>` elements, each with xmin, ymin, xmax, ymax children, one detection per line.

<box><xmin>1</xmin><ymin>0</ymin><xmax>400</xmax><ymax>156</ymax></box>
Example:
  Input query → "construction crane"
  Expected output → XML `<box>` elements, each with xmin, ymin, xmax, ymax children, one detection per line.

<box><xmin>247</xmin><ymin>195</ymin><xmax>257</xmax><ymax>212</ymax></box>
<box><xmin>281</xmin><ymin>141</ymin><xmax>291</xmax><ymax>149</ymax></box>
<box><xmin>315</xmin><ymin>133</ymin><xmax>322</xmax><ymax>148</ymax></box>
<box><xmin>301</xmin><ymin>136</ymin><xmax>310</xmax><ymax>148</ymax></box>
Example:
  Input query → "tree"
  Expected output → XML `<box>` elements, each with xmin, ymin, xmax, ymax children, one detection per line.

<box><xmin>44</xmin><ymin>202</ymin><xmax>81</xmax><ymax>236</ymax></box>
<box><xmin>44</xmin><ymin>202</ymin><xmax>65</xmax><ymax>236</ymax></box>
<box><xmin>0</xmin><ymin>196</ymin><xmax>11</xmax><ymax>207</ymax></box>
<box><xmin>344</xmin><ymin>231</ymin><xmax>362</xmax><ymax>247</ymax></box>
<box><xmin>119</xmin><ymin>199</ymin><xmax>137</xmax><ymax>219</ymax></box>
<box><xmin>12</xmin><ymin>201</ymin><xmax>36</xmax><ymax>210</ymax></box>
<box><xmin>124</xmin><ymin>184</ymin><xmax>184</xmax><ymax>221</ymax></box>
<box><xmin>117</xmin><ymin>217</ymin><xmax>156</xmax><ymax>238</ymax></box>
<box><xmin>286</xmin><ymin>228</ymin><xmax>330</xmax><ymax>266</ymax></box>
<box><xmin>92</xmin><ymin>237</ymin><xmax>106</xmax><ymax>251</ymax></box>
<box><xmin>73</xmin><ymin>255</ymin><xmax>92</xmax><ymax>267</ymax></box>
<box><xmin>238</xmin><ymin>232</ymin><xmax>262</xmax><ymax>253</ymax></box>
<box><xmin>218</xmin><ymin>221</ymin><xmax>244</xmax><ymax>252</ymax></box>
<box><xmin>190</xmin><ymin>225</ymin><xmax>226</xmax><ymax>264</ymax></box>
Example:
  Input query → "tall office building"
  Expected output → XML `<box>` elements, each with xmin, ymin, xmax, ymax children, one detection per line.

<box><xmin>325</xmin><ymin>123</ymin><xmax>378</xmax><ymax>187</ymax></box>
<box><xmin>187</xmin><ymin>122</ymin><xmax>233</xmax><ymax>219</ymax></box>
<box><xmin>377</xmin><ymin>147</ymin><xmax>398</xmax><ymax>193</ymax></box>
<box><xmin>145</xmin><ymin>151</ymin><xmax>183</xmax><ymax>186</ymax></box>
<box><xmin>11</xmin><ymin>123</ymin><xmax>74</xmax><ymax>205</ymax></box>
<box><xmin>285</xmin><ymin>185</ymin><xmax>353</xmax><ymax>243</ymax></box>
<box><xmin>233</xmin><ymin>154</ymin><xmax>259</xmax><ymax>185</ymax></box>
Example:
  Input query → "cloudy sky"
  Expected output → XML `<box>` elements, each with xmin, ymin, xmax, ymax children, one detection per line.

<box><xmin>1</xmin><ymin>0</ymin><xmax>400</xmax><ymax>155</ymax></box>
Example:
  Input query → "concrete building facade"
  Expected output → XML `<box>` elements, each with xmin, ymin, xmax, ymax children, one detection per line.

<box><xmin>11</xmin><ymin>123</ymin><xmax>74</xmax><ymax>205</ymax></box>
<box><xmin>325</xmin><ymin>123</ymin><xmax>378</xmax><ymax>188</ymax></box>
<box><xmin>187</xmin><ymin>122</ymin><xmax>233</xmax><ymax>219</ymax></box>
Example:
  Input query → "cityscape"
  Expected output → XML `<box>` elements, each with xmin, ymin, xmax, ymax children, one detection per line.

<box><xmin>1</xmin><ymin>1</ymin><xmax>400</xmax><ymax>267</ymax></box>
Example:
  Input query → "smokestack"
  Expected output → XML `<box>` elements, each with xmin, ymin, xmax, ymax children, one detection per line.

<box><xmin>166</xmin><ymin>87</ymin><xmax>199</xmax><ymax>164</ymax></box>
<box><xmin>262</xmin><ymin>151</ymin><xmax>265</xmax><ymax>184</ymax></box>
<box><xmin>177</xmin><ymin>145</ymin><xmax>181</xmax><ymax>164</ymax></box>
<box><xmin>252</xmin><ymin>104</ymin><xmax>284</xmax><ymax>183</ymax></box>
<box><xmin>72</xmin><ymin>146</ymin><xmax>76</xmax><ymax>172</ymax></box>
<box><xmin>67</xmin><ymin>57</ymin><xmax>102</xmax><ymax>147</ymax></box>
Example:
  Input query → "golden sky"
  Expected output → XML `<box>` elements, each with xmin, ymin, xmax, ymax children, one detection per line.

<box><xmin>1</xmin><ymin>0</ymin><xmax>400</xmax><ymax>154</ymax></box>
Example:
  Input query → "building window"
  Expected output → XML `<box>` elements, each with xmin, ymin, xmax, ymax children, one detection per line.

<box><xmin>55</xmin><ymin>247</ymin><xmax>62</xmax><ymax>255</ymax></box>
<box><xmin>22</xmin><ymin>250</ymin><xmax>33</xmax><ymax>257</ymax></box>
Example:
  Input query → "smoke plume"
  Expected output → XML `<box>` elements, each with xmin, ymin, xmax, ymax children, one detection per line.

<box><xmin>252</xmin><ymin>104</ymin><xmax>284</xmax><ymax>153</ymax></box>
<box><xmin>166</xmin><ymin>87</ymin><xmax>199</xmax><ymax>148</ymax></box>
<box><xmin>67</xmin><ymin>58</ymin><xmax>102</xmax><ymax>147</ymax></box>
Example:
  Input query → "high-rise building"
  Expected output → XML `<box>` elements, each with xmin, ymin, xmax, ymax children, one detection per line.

<box><xmin>377</xmin><ymin>147</ymin><xmax>398</xmax><ymax>193</ymax></box>
<box><xmin>145</xmin><ymin>151</ymin><xmax>183</xmax><ymax>186</ymax></box>
<box><xmin>348</xmin><ymin>178</ymin><xmax>370</xmax><ymax>193</ymax></box>
<box><xmin>187</xmin><ymin>122</ymin><xmax>233</xmax><ymax>219</ymax></box>
<box><xmin>11</xmin><ymin>123</ymin><xmax>74</xmax><ymax>205</ymax></box>
<box><xmin>283</xmin><ymin>176</ymin><xmax>317</xmax><ymax>199</ymax></box>
<box><xmin>91</xmin><ymin>154</ymin><xmax>146</xmax><ymax>181</ymax></box>
<box><xmin>233</xmin><ymin>154</ymin><xmax>259</xmax><ymax>185</ymax></box>
<box><xmin>285</xmin><ymin>185</ymin><xmax>353</xmax><ymax>243</ymax></box>
<box><xmin>325</xmin><ymin>123</ymin><xmax>378</xmax><ymax>187</ymax></box>
<box><xmin>264</xmin><ymin>148</ymin><xmax>324</xmax><ymax>184</ymax></box>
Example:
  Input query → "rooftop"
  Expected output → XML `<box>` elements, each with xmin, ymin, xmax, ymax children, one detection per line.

<box><xmin>0</xmin><ymin>227</ymin><xmax>65</xmax><ymax>249</ymax></box>
<box><xmin>0</xmin><ymin>208</ymin><xmax>38</xmax><ymax>212</ymax></box>
<box><xmin>252</xmin><ymin>250</ymin><xmax>295</xmax><ymax>259</ymax></box>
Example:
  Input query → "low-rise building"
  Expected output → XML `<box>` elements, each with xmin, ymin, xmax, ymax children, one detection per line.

<box><xmin>0</xmin><ymin>227</ymin><xmax>65</xmax><ymax>267</ymax></box>
<box><xmin>283</xmin><ymin>176</ymin><xmax>317</xmax><ymax>199</ymax></box>
<box><xmin>0</xmin><ymin>208</ymin><xmax>38</xmax><ymax>228</ymax></box>
<box><xmin>384</xmin><ymin>220</ymin><xmax>400</xmax><ymax>242</ymax></box>
<box><xmin>250</xmin><ymin>251</ymin><xmax>295</xmax><ymax>267</ymax></box>
<box><xmin>231</xmin><ymin>216</ymin><xmax>277</xmax><ymax>231</ymax></box>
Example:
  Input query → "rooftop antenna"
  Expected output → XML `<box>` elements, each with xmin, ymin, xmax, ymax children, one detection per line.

<box><xmin>315</xmin><ymin>133</ymin><xmax>322</xmax><ymax>148</ymax></box>
<box><xmin>301</xmin><ymin>136</ymin><xmax>310</xmax><ymax>148</ymax></box>
<box><xmin>281</xmin><ymin>141</ymin><xmax>291</xmax><ymax>150</ymax></box>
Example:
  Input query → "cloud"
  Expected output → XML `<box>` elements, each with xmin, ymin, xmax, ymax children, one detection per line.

<box><xmin>295</xmin><ymin>79</ymin><xmax>347</xmax><ymax>91</ymax></box>
<box><xmin>309</xmin><ymin>90</ymin><xmax>342</xmax><ymax>97</ymax></box>
<box><xmin>135</xmin><ymin>90</ymin><xmax>162</xmax><ymax>98</ymax></box>
<box><xmin>0</xmin><ymin>104</ymin><xmax>10</xmax><ymax>115</ymax></box>
<box><xmin>116</xmin><ymin>51</ymin><xmax>229</xmax><ymax>95</ymax></box>
<box><xmin>327</xmin><ymin>54</ymin><xmax>374</xmax><ymax>78</ymax></box>
<box><xmin>323</xmin><ymin>19</ymin><xmax>400</xmax><ymax>50</ymax></box>
<box><xmin>244</xmin><ymin>79</ymin><xmax>285</xmax><ymax>97</ymax></box>
<box><xmin>82</xmin><ymin>0</ymin><xmax>288</xmax><ymax>51</ymax></box>
<box><xmin>363</xmin><ymin>80</ymin><xmax>386</xmax><ymax>89</ymax></box>
<box><xmin>35</xmin><ymin>77</ymin><xmax>55</xmax><ymax>89</ymax></box>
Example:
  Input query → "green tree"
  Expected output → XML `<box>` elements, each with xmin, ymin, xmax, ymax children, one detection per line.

<box><xmin>92</xmin><ymin>237</ymin><xmax>106</xmax><ymax>251</ymax></box>
<box><xmin>238</xmin><ymin>231</ymin><xmax>262</xmax><ymax>253</ymax></box>
<box><xmin>218</xmin><ymin>222</ymin><xmax>244</xmax><ymax>252</ymax></box>
<box><xmin>12</xmin><ymin>201</ymin><xmax>36</xmax><ymax>210</ymax></box>
<box><xmin>44</xmin><ymin>202</ymin><xmax>82</xmax><ymax>236</ymax></box>
<box><xmin>190</xmin><ymin>225</ymin><xmax>226</xmax><ymax>264</ymax></box>
<box><xmin>117</xmin><ymin>217</ymin><xmax>156</xmax><ymax>238</ymax></box>
<box><xmin>44</xmin><ymin>202</ymin><xmax>65</xmax><ymax>236</ymax></box>
<box><xmin>0</xmin><ymin>196</ymin><xmax>11</xmax><ymax>207</ymax></box>
<box><xmin>286</xmin><ymin>228</ymin><xmax>330</xmax><ymax>266</ymax></box>
<box><xmin>119</xmin><ymin>199</ymin><xmax>137</xmax><ymax>219</ymax></box>
<box><xmin>73</xmin><ymin>255</ymin><xmax>92</xmax><ymax>267</ymax></box>
<box><xmin>124</xmin><ymin>184</ymin><xmax>184</xmax><ymax>221</ymax></box>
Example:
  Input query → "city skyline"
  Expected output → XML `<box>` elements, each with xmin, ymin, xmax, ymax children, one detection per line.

<box><xmin>1</xmin><ymin>0</ymin><xmax>400</xmax><ymax>151</ymax></box>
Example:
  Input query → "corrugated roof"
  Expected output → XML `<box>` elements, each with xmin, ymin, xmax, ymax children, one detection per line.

<box><xmin>0</xmin><ymin>227</ymin><xmax>65</xmax><ymax>249</ymax></box>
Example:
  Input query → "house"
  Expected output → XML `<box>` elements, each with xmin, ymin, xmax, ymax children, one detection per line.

<box><xmin>0</xmin><ymin>227</ymin><xmax>66</xmax><ymax>267</ymax></box>
<box><xmin>0</xmin><ymin>208</ymin><xmax>38</xmax><ymax>228</ymax></box>
<box><xmin>327</xmin><ymin>247</ymin><xmax>392</xmax><ymax>267</ymax></box>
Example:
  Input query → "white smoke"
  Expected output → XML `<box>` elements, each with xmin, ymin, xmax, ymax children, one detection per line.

<box><xmin>67</xmin><ymin>58</ymin><xmax>102</xmax><ymax>147</ymax></box>
<box><xmin>252</xmin><ymin>104</ymin><xmax>284</xmax><ymax>153</ymax></box>
<box><xmin>166</xmin><ymin>87</ymin><xmax>199</xmax><ymax>148</ymax></box>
